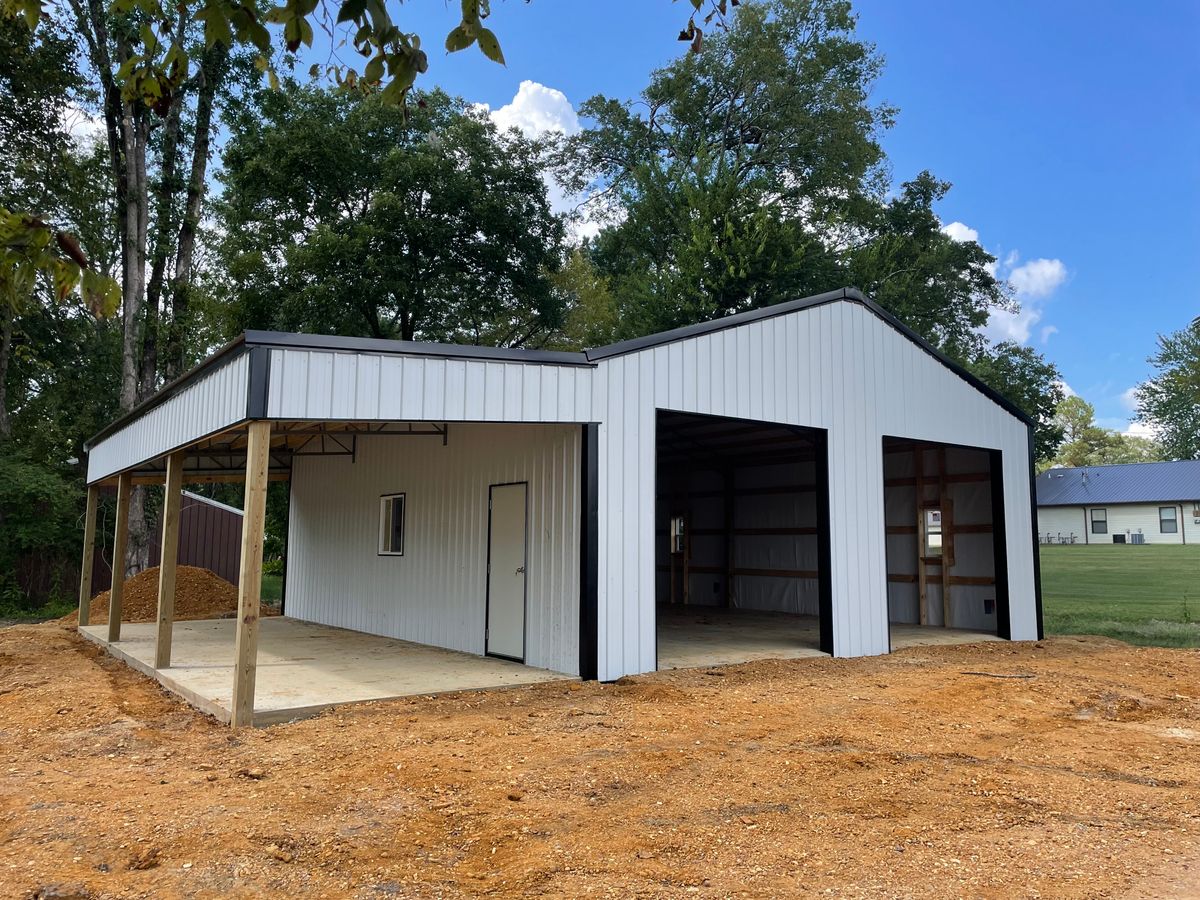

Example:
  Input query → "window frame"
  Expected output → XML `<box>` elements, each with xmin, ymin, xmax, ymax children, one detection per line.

<box><xmin>1159</xmin><ymin>505</ymin><xmax>1178</xmax><ymax>534</ymax></box>
<box><xmin>378</xmin><ymin>492</ymin><xmax>407</xmax><ymax>556</ymax></box>
<box><xmin>1090</xmin><ymin>508</ymin><xmax>1108</xmax><ymax>535</ymax></box>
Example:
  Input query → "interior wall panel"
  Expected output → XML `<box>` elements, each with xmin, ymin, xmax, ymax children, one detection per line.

<box><xmin>286</xmin><ymin>424</ymin><xmax>581</xmax><ymax>675</ymax></box>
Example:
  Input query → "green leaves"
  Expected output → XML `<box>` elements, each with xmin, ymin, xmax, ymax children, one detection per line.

<box><xmin>476</xmin><ymin>27</ymin><xmax>504</xmax><ymax>64</ymax></box>
<box><xmin>0</xmin><ymin>209</ymin><xmax>119</xmax><ymax>318</ymax></box>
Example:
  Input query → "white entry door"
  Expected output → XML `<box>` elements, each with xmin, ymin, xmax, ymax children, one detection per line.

<box><xmin>486</xmin><ymin>482</ymin><xmax>528</xmax><ymax>661</ymax></box>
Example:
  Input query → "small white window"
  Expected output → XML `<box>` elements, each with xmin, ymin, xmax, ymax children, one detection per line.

<box><xmin>379</xmin><ymin>493</ymin><xmax>406</xmax><ymax>556</ymax></box>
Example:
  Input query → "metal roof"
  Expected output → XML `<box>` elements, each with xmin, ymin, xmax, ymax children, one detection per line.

<box><xmin>86</xmin><ymin>287</ymin><xmax>1032</xmax><ymax>450</ymax></box>
<box><xmin>1036</xmin><ymin>461</ymin><xmax>1200</xmax><ymax>506</ymax></box>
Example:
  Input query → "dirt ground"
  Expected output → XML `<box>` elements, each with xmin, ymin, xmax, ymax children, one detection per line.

<box><xmin>62</xmin><ymin>566</ymin><xmax>279</xmax><ymax>626</ymax></box>
<box><xmin>0</xmin><ymin>624</ymin><xmax>1197</xmax><ymax>899</ymax></box>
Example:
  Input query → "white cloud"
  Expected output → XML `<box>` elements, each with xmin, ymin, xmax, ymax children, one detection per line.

<box><xmin>941</xmin><ymin>221</ymin><xmax>978</xmax><ymax>243</ymax></box>
<box><xmin>486</xmin><ymin>80</ymin><xmax>579</xmax><ymax>138</ymax></box>
<box><xmin>1055</xmin><ymin>379</ymin><xmax>1076</xmax><ymax>397</ymax></box>
<box><xmin>981</xmin><ymin>249</ymin><xmax>1069</xmax><ymax>345</ymax></box>
<box><xmin>1008</xmin><ymin>257</ymin><xmax>1068</xmax><ymax>299</ymax></box>
<box><xmin>1119</xmin><ymin>385</ymin><xmax>1140</xmax><ymax>412</ymax></box>
<box><xmin>480</xmin><ymin>81</ymin><xmax>603</xmax><ymax>243</ymax></box>
<box><xmin>1123</xmin><ymin>420</ymin><xmax>1156</xmax><ymax>438</ymax></box>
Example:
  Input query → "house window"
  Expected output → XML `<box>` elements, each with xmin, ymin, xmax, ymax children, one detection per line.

<box><xmin>669</xmin><ymin>515</ymin><xmax>686</xmax><ymax>554</ymax></box>
<box><xmin>378</xmin><ymin>493</ymin><xmax>406</xmax><ymax>555</ymax></box>
<box><xmin>1090</xmin><ymin>508</ymin><xmax>1107</xmax><ymax>535</ymax></box>
<box><xmin>923</xmin><ymin>507</ymin><xmax>943</xmax><ymax>556</ymax></box>
<box><xmin>1160</xmin><ymin>506</ymin><xmax>1178</xmax><ymax>534</ymax></box>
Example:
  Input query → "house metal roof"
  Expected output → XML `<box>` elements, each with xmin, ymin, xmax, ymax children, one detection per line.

<box><xmin>1036</xmin><ymin>460</ymin><xmax>1200</xmax><ymax>506</ymax></box>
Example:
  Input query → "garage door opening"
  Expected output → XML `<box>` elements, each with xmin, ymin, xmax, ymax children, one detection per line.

<box><xmin>883</xmin><ymin>437</ymin><xmax>1010</xmax><ymax>648</ymax></box>
<box><xmin>654</xmin><ymin>411</ymin><xmax>832</xmax><ymax>669</ymax></box>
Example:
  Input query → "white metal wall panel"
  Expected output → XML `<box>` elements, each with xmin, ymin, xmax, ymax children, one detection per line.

<box><xmin>267</xmin><ymin>348</ymin><xmax>594</xmax><ymax>424</ymax></box>
<box><xmin>285</xmin><ymin>424</ymin><xmax>581</xmax><ymax>675</ymax></box>
<box><xmin>592</xmin><ymin>300</ymin><xmax>1037</xmax><ymax>679</ymax></box>
<box><xmin>86</xmin><ymin>353</ymin><xmax>251</xmax><ymax>483</ymax></box>
<box><xmin>1039</xmin><ymin>503</ymin><xmax>1186</xmax><ymax>545</ymax></box>
<box><xmin>1037</xmin><ymin>506</ymin><xmax>1086</xmax><ymax>543</ymax></box>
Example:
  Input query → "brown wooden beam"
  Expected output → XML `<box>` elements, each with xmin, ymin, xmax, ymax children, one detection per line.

<box><xmin>947</xmin><ymin>575</ymin><xmax>996</xmax><ymax>586</ymax></box>
<box><xmin>154</xmin><ymin>451</ymin><xmax>185</xmax><ymax>669</ymax></box>
<box><xmin>106</xmin><ymin>472</ymin><xmax>132</xmax><ymax>643</ymax></box>
<box><xmin>231</xmin><ymin>421</ymin><xmax>271</xmax><ymax>728</ymax></box>
<box><xmin>77</xmin><ymin>485</ymin><xmax>98</xmax><ymax>627</ymax></box>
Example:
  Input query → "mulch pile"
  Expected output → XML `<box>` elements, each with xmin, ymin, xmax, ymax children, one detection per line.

<box><xmin>61</xmin><ymin>565</ymin><xmax>279</xmax><ymax>625</ymax></box>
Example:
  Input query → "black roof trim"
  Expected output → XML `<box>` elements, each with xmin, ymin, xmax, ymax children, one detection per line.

<box><xmin>242</xmin><ymin>330</ymin><xmax>591</xmax><ymax>366</ymax></box>
<box><xmin>586</xmin><ymin>287</ymin><xmax>1033</xmax><ymax>427</ymax></box>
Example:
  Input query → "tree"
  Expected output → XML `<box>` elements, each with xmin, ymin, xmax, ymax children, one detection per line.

<box><xmin>561</xmin><ymin>0</ymin><xmax>892</xmax><ymax>337</ymax></box>
<box><xmin>967</xmin><ymin>342</ymin><xmax>1065</xmax><ymax>463</ymax></box>
<box><xmin>213</xmin><ymin>86</ymin><xmax>566</xmax><ymax>345</ymax></box>
<box><xmin>0</xmin><ymin>20</ymin><xmax>120</xmax><ymax>439</ymax></box>
<box><xmin>1048</xmin><ymin>395</ymin><xmax>1164</xmax><ymax>469</ymax></box>
<box><xmin>847</xmin><ymin>172</ymin><xmax>1012</xmax><ymax>361</ymax></box>
<box><xmin>1136</xmin><ymin>322</ymin><xmax>1200</xmax><ymax>460</ymax></box>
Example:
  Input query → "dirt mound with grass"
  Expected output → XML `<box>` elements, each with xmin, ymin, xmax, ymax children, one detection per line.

<box><xmin>62</xmin><ymin>565</ymin><xmax>278</xmax><ymax>625</ymax></box>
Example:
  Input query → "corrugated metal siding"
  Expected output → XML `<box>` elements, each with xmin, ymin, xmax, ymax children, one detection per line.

<box><xmin>1040</xmin><ymin>503</ymin><xmax>1187</xmax><ymax>545</ymax></box>
<box><xmin>1037</xmin><ymin>506</ymin><xmax>1087</xmax><ymax>543</ymax></box>
<box><xmin>267</xmin><ymin>348</ymin><xmax>594</xmax><ymax>423</ymax></box>
<box><xmin>592</xmin><ymin>301</ymin><xmax>1036</xmax><ymax>678</ymax></box>
<box><xmin>87</xmin><ymin>353</ymin><xmax>251</xmax><ymax>483</ymax></box>
<box><xmin>285</xmin><ymin>424</ymin><xmax>581</xmax><ymax>675</ymax></box>
<box><xmin>146</xmin><ymin>494</ymin><xmax>244</xmax><ymax>585</ymax></box>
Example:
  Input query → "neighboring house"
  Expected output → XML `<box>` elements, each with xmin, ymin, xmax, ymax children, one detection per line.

<box><xmin>78</xmin><ymin>288</ymin><xmax>1044</xmax><ymax>726</ymax></box>
<box><xmin>1036</xmin><ymin>461</ymin><xmax>1200</xmax><ymax>545</ymax></box>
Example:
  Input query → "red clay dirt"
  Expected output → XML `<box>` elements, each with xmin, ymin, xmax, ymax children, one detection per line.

<box><xmin>61</xmin><ymin>565</ymin><xmax>279</xmax><ymax>626</ymax></box>
<box><xmin>0</xmin><ymin>623</ymin><xmax>1197</xmax><ymax>898</ymax></box>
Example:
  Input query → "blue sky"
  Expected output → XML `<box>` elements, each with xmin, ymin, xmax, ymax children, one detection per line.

<box><xmin>326</xmin><ymin>0</ymin><xmax>1200</xmax><ymax>433</ymax></box>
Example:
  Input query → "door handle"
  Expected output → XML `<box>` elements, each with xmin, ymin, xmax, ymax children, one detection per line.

<box><xmin>515</xmin><ymin>566</ymin><xmax>525</xmax><ymax>575</ymax></box>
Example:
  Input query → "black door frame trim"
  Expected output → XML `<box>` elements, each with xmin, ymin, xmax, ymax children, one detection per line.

<box><xmin>579</xmin><ymin>425</ymin><xmax>600</xmax><ymax>680</ymax></box>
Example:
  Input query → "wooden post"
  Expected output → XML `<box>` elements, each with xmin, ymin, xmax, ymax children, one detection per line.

<box><xmin>231</xmin><ymin>421</ymin><xmax>271</xmax><ymax>728</ymax></box>
<box><xmin>107</xmin><ymin>472</ymin><xmax>132</xmax><ymax>643</ymax></box>
<box><xmin>77</xmin><ymin>485</ymin><xmax>99</xmax><ymax>627</ymax></box>
<box><xmin>154</xmin><ymin>451</ymin><xmax>185</xmax><ymax>668</ymax></box>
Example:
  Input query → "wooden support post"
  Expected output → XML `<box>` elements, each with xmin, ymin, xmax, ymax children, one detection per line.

<box><xmin>107</xmin><ymin>472</ymin><xmax>132</xmax><ymax>643</ymax></box>
<box><xmin>77</xmin><ymin>485</ymin><xmax>99</xmax><ymax>627</ymax></box>
<box><xmin>154</xmin><ymin>451</ymin><xmax>185</xmax><ymax>669</ymax></box>
<box><xmin>231</xmin><ymin>421</ymin><xmax>271</xmax><ymax>728</ymax></box>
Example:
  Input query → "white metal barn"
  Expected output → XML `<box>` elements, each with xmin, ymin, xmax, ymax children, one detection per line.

<box><xmin>78</xmin><ymin>288</ymin><xmax>1043</xmax><ymax>726</ymax></box>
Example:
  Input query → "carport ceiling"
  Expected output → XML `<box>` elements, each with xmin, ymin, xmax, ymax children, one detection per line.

<box><xmin>656</xmin><ymin>411</ymin><xmax>816</xmax><ymax>468</ymax></box>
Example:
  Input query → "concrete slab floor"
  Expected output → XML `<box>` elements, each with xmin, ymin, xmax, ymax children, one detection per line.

<box><xmin>79</xmin><ymin>617</ymin><xmax>574</xmax><ymax>725</ymax></box>
<box><xmin>655</xmin><ymin>606</ymin><xmax>1003</xmax><ymax>670</ymax></box>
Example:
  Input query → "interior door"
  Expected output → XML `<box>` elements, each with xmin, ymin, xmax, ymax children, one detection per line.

<box><xmin>486</xmin><ymin>482</ymin><xmax>528</xmax><ymax>661</ymax></box>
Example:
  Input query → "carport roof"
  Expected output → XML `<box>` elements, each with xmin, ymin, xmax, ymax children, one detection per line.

<box><xmin>86</xmin><ymin>287</ymin><xmax>1032</xmax><ymax>451</ymax></box>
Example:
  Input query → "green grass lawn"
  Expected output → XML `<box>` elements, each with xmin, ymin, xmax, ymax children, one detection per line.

<box><xmin>261</xmin><ymin>573</ymin><xmax>283</xmax><ymax>607</ymax></box>
<box><xmin>1040</xmin><ymin>544</ymin><xmax>1200</xmax><ymax>647</ymax></box>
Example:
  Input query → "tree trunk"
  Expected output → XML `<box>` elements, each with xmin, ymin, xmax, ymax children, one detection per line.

<box><xmin>163</xmin><ymin>45</ymin><xmax>228</xmax><ymax>382</ymax></box>
<box><xmin>139</xmin><ymin>72</ymin><xmax>185</xmax><ymax>400</ymax></box>
<box><xmin>0</xmin><ymin>303</ymin><xmax>12</xmax><ymax>440</ymax></box>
